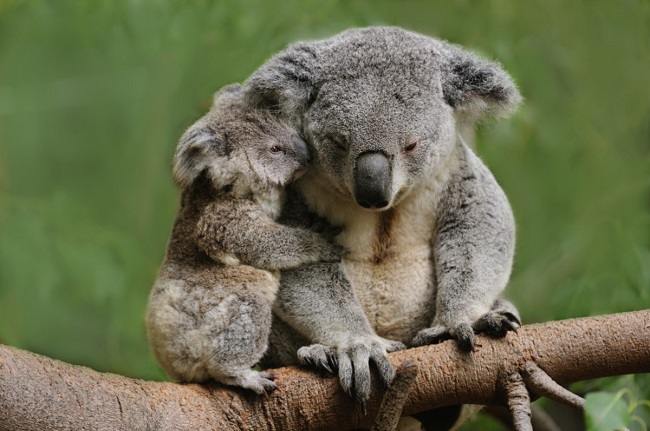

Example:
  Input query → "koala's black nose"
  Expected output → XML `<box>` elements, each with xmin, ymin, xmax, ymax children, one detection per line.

<box><xmin>354</xmin><ymin>151</ymin><xmax>392</xmax><ymax>209</ymax></box>
<box><xmin>291</xmin><ymin>138</ymin><xmax>311</xmax><ymax>164</ymax></box>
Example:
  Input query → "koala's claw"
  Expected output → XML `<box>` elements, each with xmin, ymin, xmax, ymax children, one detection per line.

<box><xmin>472</xmin><ymin>310</ymin><xmax>521</xmax><ymax>338</ymax></box>
<box><xmin>411</xmin><ymin>323</ymin><xmax>475</xmax><ymax>351</ymax></box>
<box><xmin>454</xmin><ymin>323</ymin><xmax>475</xmax><ymax>352</ymax></box>
<box><xmin>298</xmin><ymin>336</ymin><xmax>405</xmax><ymax>404</ymax></box>
<box><xmin>298</xmin><ymin>344</ymin><xmax>336</xmax><ymax>373</ymax></box>
<box><xmin>223</xmin><ymin>370</ymin><xmax>278</xmax><ymax>395</ymax></box>
<box><xmin>410</xmin><ymin>325</ymin><xmax>450</xmax><ymax>347</ymax></box>
<box><xmin>412</xmin><ymin>308</ymin><xmax>521</xmax><ymax>352</ymax></box>
<box><xmin>382</xmin><ymin>338</ymin><xmax>407</xmax><ymax>353</ymax></box>
<box><xmin>337</xmin><ymin>342</ymin><xmax>392</xmax><ymax>404</ymax></box>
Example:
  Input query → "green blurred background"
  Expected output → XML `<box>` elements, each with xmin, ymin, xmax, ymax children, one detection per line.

<box><xmin>0</xmin><ymin>0</ymin><xmax>648</xmax><ymax>429</ymax></box>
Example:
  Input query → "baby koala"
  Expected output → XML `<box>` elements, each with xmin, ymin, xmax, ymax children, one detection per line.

<box><xmin>146</xmin><ymin>84</ymin><xmax>342</xmax><ymax>394</ymax></box>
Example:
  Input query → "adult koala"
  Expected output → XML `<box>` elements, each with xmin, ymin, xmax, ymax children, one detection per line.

<box><xmin>244</xmin><ymin>26</ymin><xmax>521</xmax><ymax>428</ymax></box>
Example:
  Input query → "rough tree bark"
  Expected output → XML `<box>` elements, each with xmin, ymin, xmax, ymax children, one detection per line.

<box><xmin>1</xmin><ymin>310</ymin><xmax>648</xmax><ymax>431</ymax></box>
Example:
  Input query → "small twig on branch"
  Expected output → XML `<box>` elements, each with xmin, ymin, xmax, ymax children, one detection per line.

<box><xmin>497</xmin><ymin>362</ymin><xmax>585</xmax><ymax>431</ymax></box>
<box><xmin>0</xmin><ymin>310</ymin><xmax>649</xmax><ymax>431</ymax></box>
<box><xmin>370</xmin><ymin>359</ymin><xmax>419</xmax><ymax>431</ymax></box>
<box><xmin>522</xmin><ymin>362</ymin><xmax>585</xmax><ymax>410</ymax></box>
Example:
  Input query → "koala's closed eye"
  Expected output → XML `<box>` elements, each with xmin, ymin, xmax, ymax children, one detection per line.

<box><xmin>403</xmin><ymin>139</ymin><xmax>418</xmax><ymax>153</ymax></box>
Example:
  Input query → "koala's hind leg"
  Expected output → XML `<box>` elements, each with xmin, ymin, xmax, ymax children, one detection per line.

<box><xmin>204</xmin><ymin>289</ymin><xmax>278</xmax><ymax>394</ymax></box>
<box><xmin>206</xmin><ymin>296</ymin><xmax>278</xmax><ymax>394</ymax></box>
<box><xmin>147</xmin><ymin>270</ymin><xmax>278</xmax><ymax>394</ymax></box>
<box><xmin>213</xmin><ymin>368</ymin><xmax>278</xmax><ymax>395</ymax></box>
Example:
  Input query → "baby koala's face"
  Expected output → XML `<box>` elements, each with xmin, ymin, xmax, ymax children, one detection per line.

<box><xmin>231</xmin><ymin>111</ymin><xmax>311</xmax><ymax>187</ymax></box>
<box><xmin>172</xmin><ymin>84</ymin><xmax>310</xmax><ymax>190</ymax></box>
<box><xmin>209</xmin><ymin>85</ymin><xmax>311</xmax><ymax>188</ymax></box>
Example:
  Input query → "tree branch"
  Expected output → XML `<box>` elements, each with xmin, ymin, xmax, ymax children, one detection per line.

<box><xmin>1</xmin><ymin>310</ymin><xmax>649</xmax><ymax>431</ymax></box>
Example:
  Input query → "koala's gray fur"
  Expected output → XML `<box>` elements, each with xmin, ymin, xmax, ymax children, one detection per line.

<box><xmin>145</xmin><ymin>84</ymin><xmax>342</xmax><ymax>394</ymax></box>
<box><xmin>243</xmin><ymin>27</ymin><xmax>522</xmax><ymax>428</ymax></box>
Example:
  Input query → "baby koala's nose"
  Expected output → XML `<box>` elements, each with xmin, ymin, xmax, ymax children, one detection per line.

<box><xmin>291</xmin><ymin>138</ymin><xmax>311</xmax><ymax>164</ymax></box>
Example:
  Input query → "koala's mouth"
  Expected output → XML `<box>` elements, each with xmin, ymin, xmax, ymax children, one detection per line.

<box><xmin>354</xmin><ymin>187</ymin><xmax>410</xmax><ymax>211</ymax></box>
<box><xmin>355</xmin><ymin>194</ymin><xmax>396</xmax><ymax>211</ymax></box>
<box><xmin>359</xmin><ymin>204</ymin><xmax>392</xmax><ymax>212</ymax></box>
<box><xmin>292</xmin><ymin>168</ymin><xmax>307</xmax><ymax>181</ymax></box>
<box><xmin>353</xmin><ymin>186</ymin><xmax>395</xmax><ymax>211</ymax></box>
<box><xmin>391</xmin><ymin>188</ymin><xmax>409</xmax><ymax>206</ymax></box>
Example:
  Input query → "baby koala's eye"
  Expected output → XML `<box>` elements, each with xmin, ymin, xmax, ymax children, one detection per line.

<box><xmin>270</xmin><ymin>145</ymin><xmax>283</xmax><ymax>153</ymax></box>
<box><xmin>403</xmin><ymin>139</ymin><xmax>418</xmax><ymax>153</ymax></box>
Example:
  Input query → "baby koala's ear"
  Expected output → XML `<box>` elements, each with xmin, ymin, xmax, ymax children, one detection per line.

<box><xmin>172</xmin><ymin>120</ymin><xmax>228</xmax><ymax>188</ymax></box>
<box><xmin>212</xmin><ymin>83</ymin><xmax>243</xmax><ymax>105</ymax></box>
<box><xmin>440</xmin><ymin>42</ymin><xmax>522</xmax><ymax>119</ymax></box>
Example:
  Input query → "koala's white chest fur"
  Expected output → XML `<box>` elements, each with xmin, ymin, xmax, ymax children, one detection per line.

<box><xmin>342</xmin><ymin>198</ymin><xmax>438</xmax><ymax>343</ymax></box>
<box><xmin>298</xmin><ymin>167</ymin><xmax>452</xmax><ymax>343</ymax></box>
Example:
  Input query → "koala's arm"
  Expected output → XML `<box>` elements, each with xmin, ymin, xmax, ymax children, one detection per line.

<box><xmin>276</xmin><ymin>262</ymin><xmax>405</xmax><ymax>403</ymax></box>
<box><xmin>413</xmin><ymin>145</ymin><xmax>519</xmax><ymax>351</ymax></box>
<box><xmin>195</xmin><ymin>199</ymin><xmax>342</xmax><ymax>270</ymax></box>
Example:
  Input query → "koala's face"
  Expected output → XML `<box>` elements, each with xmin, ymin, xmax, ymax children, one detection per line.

<box><xmin>173</xmin><ymin>84</ymin><xmax>310</xmax><ymax>190</ymax></box>
<box><xmin>229</xmin><ymin>112</ymin><xmax>310</xmax><ymax>187</ymax></box>
<box><xmin>245</xmin><ymin>27</ymin><xmax>521</xmax><ymax>209</ymax></box>
<box><xmin>304</xmin><ymin>75</ymin><xmax>456</xmax><ymax>209</ymax></box>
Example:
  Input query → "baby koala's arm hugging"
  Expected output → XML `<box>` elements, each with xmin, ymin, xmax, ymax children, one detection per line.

<box><xmin>196</xmin><ymin>198</ymin><xmax>343</xmax><ymax>270</ymax></box>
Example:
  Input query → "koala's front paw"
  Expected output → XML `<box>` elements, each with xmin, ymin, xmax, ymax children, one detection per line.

<box><xmin>298</xmin><ymin>343</ymin><xmax>337</xmax><ymax>372</ymax></box>
<box><xmin>411</xmin><ymin>323</ymin><xmax>475</xmax><ymax>352</ymax></box>
<box><xmin>377</xmin><ymin>336</ymin><xmax>407</xmax><ymax>353</ymax></box>
<box><xmin>411</xmin><ymin>309</ymin><xmax>521</xmax><ymax>352</ymax></box>
<box><xmin>298</xmin><ymin>336</ymin><xmax>406</xmax><ymax>404</ymax></box>
<box><xmin>221</xmin><ymin>369</ymin><xmax>278</xmax><ymax>396</ymax></box>
<box><xmin>472</xmin><ymin>309</ymin><xmax>521</xmax><ymax>338</ymax></box>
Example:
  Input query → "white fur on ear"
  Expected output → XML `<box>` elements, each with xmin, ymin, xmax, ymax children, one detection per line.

<box><xmin>172</xmin><ymin>121</ymin><xmax>218</xmax><ymax>188</ymax></box>
<box><xmin>440</xmin><ymin>42</ymin><xmax>522</xmax><ymax>119</ymax></box>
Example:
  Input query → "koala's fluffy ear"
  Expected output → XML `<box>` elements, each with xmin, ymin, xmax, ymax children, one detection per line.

<box><xmin>244</xmin><ymin>43</ymin><xmax>317</xmax><ymax>119</ymax></box>
<box><xmin>172</xmin><ymin>120</ymin><xmax>228</xmax><ymax>188</ymax></box>
<box><xmin>440</xmin><ymin>43</ymin><xmax>522</xmax><ymax>119</ymax></box>
<box><xmin>212</xmin><ymin>83</ymin><xmax>243</xmax><ymax>105</ymax></box>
